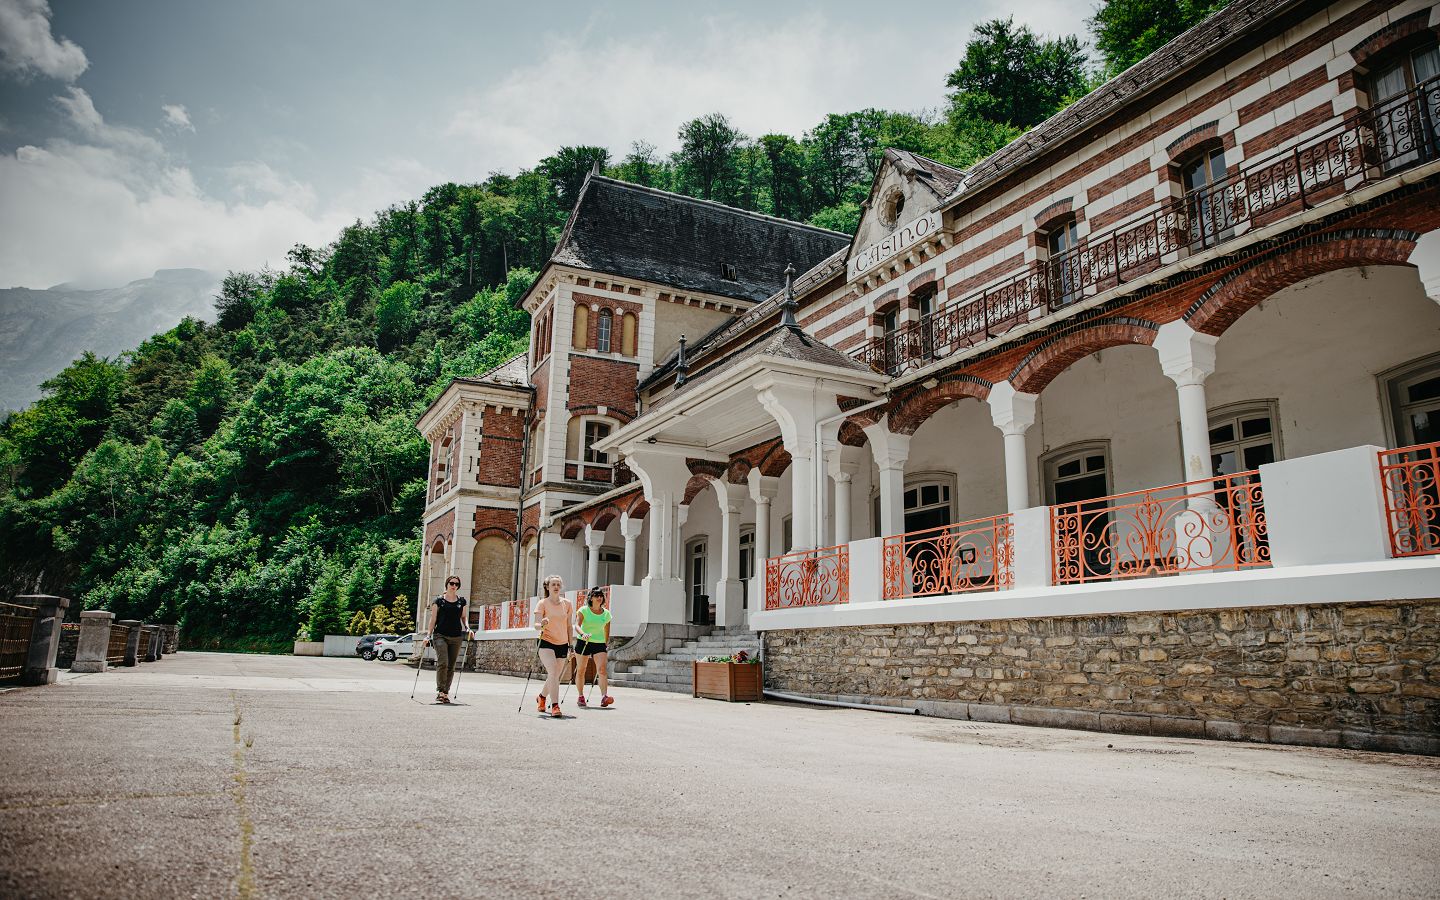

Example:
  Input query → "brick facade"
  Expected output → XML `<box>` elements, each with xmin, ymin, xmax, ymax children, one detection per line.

<box><xmin>424</xmin><ymin>509</ymin><xmax>456</xmax><ymax>552</ymax></box>
<box><xmin>567</xmin><ymin>354</ymin><xmax>640</xmax><ymax>419</ymax></box>
<box><xmin>476</xmin><ymin>406</ymin><xmax>524</xmax><ymax>488</ymax></box>
<box><xmin>763</xmin><ymin>599</ymin><xmax>1440</xmax><ymax>754</ymax></box>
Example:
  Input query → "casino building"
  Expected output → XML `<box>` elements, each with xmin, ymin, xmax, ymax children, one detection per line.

<box><xmin>417</xmin><ymin>0</ymin><xmax>1440</xmax><ymax>750</ymax></box>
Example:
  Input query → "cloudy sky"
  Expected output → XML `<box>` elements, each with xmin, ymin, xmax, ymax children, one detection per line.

<box><xmin>0</xmin><ymin>0</ymin><xmax>1092</xmax><ymax>289</ymax></box>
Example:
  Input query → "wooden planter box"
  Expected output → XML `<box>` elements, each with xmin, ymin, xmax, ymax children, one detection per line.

<box><xmin>692</xmin><ymin>661</ymin><xmax>763</xmax><ymax>702</ymax></box>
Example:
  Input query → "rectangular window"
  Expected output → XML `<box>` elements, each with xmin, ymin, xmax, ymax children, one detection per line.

<box><xmin>583</xmin><ymin>421</ymin><xmax>612</xmax><ymax>464</ymax></box>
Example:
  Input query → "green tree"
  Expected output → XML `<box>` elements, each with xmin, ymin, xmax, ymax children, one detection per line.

<box><xmin>389</xmin><ymin>595</ymin><xmax>416</xmax><ymax>635</ymax></box>
<box><xmin>375</xmin><ymin>281</ymin><xmax>419</xmax><ymax>351</ymax></box>
<box><xmin>347</xmin><ymin>609</ymin><xmax>370</xmax><ymax>635</ymax></box>
<box><xmin>307</xmin><ymin>563</ymin><xmax>347</xmax><ymax>639</ymax></box>
<box><xmin>1091</xmin><ymin>0</ymin><xmax>1229</xmax><ymax>75</ymax></box>
<box><xmin>540</xmin><ymin>145</ymin><xmax>611</xmax><ymax>210</ymax></box>
<box><xmin>675</xmin><ymin>113</ymin><xmax>745</xmax><ymax>201</ymax></box>
<box><xmin>946</xmin><ymin>18</ymin><xmax>1089</xmax><ymax>131</ymax></box>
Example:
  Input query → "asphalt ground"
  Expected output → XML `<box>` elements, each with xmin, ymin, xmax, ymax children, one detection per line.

<box><xmin>1</xmin><ymin>652</ymin><xmax>1437</xmax><ymax>899</ymax></box>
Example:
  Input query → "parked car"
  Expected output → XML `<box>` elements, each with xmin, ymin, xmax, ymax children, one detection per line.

<box><xmin>374</xmin><ymin>633</ymin><xmax>415</xmax><ymax>661</ymax></box>
<box><xmin>355</xmin><ymin>634</ymin><xmax>397</xmax><ymax>661</ymax></box>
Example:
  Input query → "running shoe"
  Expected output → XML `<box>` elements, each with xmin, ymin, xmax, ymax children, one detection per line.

<box><xmin>576</xmin><ymin>694</ymin><xmax>587</xmax><ymax>707</ymax></box>
<box><xmin>549</xmin><ymin>703</ymin><xmax>562</xmax><ymax>718</ymax></box>
<box><xmin>536</xmin><ymin>693</ymin><xmax>546</xmax><ymax>713</ymax></box>
<box><xmin>601</xmin><ymin>695</ymin><xmax>614</xmax><ymax>708</ymax></box>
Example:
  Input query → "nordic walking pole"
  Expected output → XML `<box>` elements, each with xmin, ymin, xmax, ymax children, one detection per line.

<box><xmin>409</xmin><ymin>633</ymin><xmax>432</xmax><ymax>701</ymax></box>
<box><xmin>451</xmin><ymin>636</ymin><xmax>471</xmax><ymax>701</ymax></box>
<box><xmin>516</xmin><ymin>634</ymin><xmax>542</xmax><ymax>713</ymax></box>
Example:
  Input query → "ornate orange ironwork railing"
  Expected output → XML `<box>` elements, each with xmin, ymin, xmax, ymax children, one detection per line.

<box><xmin>506</xmin><ymin>597</ymin><xmax>532</xmax><ymax>629</ymax></box>
<box><xmin>764</xmin><ymin>544</ymin><xmax>849</xmax><ymax>610</ymax></box>
<box><xmin>1379</xmin><ymin>441</ymin><xmax>1440</xmax><ymax>558</ymax></box>
<box><xmin>1051</xmin><ymin>471</ymin><xmax>1270</xmax><ymax>585</ymax></box>
<box><xmin>856</xmin><ymin>75</ymin><xmax>1440</xmax><ymax>376</ymax></box>
<box><xmin>483</xmin><ymin>604</ymin><xmax>502</xmax><ymax>631</ymax></box>
<box><xmin>882</xmin><ymin>515</ymin><xmax>1013</xmax><ymax>600</ymax></box>
<box><xmin>0</xmin><ymin>600</ymin><xmax>36</xmax><ymax>682</ymax></box>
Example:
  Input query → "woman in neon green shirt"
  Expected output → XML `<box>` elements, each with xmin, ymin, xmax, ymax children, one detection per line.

<box><xmin>572</xmin><ymin>588</ymin><xmax>613</xmax><ymax>708</ymax></box>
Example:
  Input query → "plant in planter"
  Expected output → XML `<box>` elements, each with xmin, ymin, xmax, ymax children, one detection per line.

<box><xmin>692</xmin><ymin>649</ymin><xmax>763</xmax><ymax>702</ymax></box>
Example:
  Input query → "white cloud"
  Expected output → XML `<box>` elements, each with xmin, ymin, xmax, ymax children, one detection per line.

<box><xmin>443</xmin><ymin>2</ymin><xmax>1091</xmax><ymax>171</ymax></box>
<box><xmin>0</xmin><ymin>0</ymin><xmax>87</xmax><ymax>81</ymax></box>
<box><xmin>161</xmin><ymin>103</ymin><xmax>194</xmax><ymax>132</ymax></box>
<box><xmin>0</xmin><ymin>89</ymin><xmax>436</xmax><ymax>288</ymax></box>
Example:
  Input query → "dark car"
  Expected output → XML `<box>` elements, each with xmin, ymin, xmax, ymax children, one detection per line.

<box><xmin>355</xmin><ymin>634</ymin><xmax>397</xmax><ymax>661</ymax></box>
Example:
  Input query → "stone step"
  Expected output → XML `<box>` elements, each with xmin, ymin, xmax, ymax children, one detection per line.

<box><xmin>609</xmin><ymin>678</ymin><xmax>690</xmax><ymax>694</ymax></box>
<box><xmin>612</xmin><ymin>671</ymin><xmax>689</xmax><ymax>685</ymax></box>
<box><xmin>633</xmin><ymin>660</ymin><xmax>690</xmax><ymax>673</ymax></box>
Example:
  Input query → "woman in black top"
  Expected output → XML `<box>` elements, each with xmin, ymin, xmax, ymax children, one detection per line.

<box><xmin>422</xmin><ymin>576</ymin><xmax>472</xmax><ymax>703</ymax></box>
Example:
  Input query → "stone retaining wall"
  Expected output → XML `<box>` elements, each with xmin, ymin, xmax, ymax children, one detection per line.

<box><xmin>762</xmin><ymin>599</ymin><xmax>1439</xmax><ymax>754</ymax></box>
<box><xmin>465</xmin><ymin>639</ymin><xmax>544</xmax><ymax>677</ymax></box>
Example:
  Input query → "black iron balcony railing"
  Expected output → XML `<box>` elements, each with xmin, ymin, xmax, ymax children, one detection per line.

<box><xmin>855</xmin><ymin>76</ymin><xmax>1440</xmax><ymax>377</ymax></box>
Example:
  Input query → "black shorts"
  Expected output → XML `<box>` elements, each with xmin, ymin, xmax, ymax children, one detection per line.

<box><xmin>538</xmin><ymin>639</ymin><xmax>569</xmax><ymax>658</ymax></box>
<box><xmin>573</xmin><ymin>639</ymin><xmax>607</xmax><ymax>656</ymax></box>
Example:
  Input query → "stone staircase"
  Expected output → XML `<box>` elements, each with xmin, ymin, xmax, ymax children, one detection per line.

<box><xmin>609</xmin><ymin>628</ymin><xmax>761</xmax><ymax>694</ymax></box>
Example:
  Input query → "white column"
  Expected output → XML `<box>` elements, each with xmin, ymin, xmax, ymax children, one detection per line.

<box><xmin>747</xmin><ymin>470</ymin><xmax>779</xmax><ymax>613</ymax></box>
<box><xmin>1154</xmin><ymin>321</ymin><xmax>1220</xmax><ymax>484</ymax></box>
<box><xmin>826</xmin><ymin>447</ymin><xmax>861</xmax><ymax>546</ymax></box>
<box><xmin>862</xmin><ymin>421</ymin><xmax>911</xmax><ymax>538</ymax></box>
<box><xmin>987</xmin><ymin>381</ymin><xmax>1039</xmax><ymax>512</ymax></box>
<box><xmin>623</xmin><ymin>447</ymin><xmax>693</xmax><ymax>624</ymax></box>
<box><xmin>756</xmin><ymin>378</ymin><xmax>842</xmax><ymax>553</ymax></box>
<box><xmin>619</xmin><ymin>512</ymin><xmax>643</xmax><ymax>586</ymax></box>
<box><xmin>713</xmin><ymin>481</ymin><xmax>748</xmax><ymax>627</ymax></box>
<box><xmin>673</xmin><ymin>503</ymin><xmax>690</xmax><ymax>585</ymax></box>
<box><xmin>584</xmin><ymin>523</ymin><xmax>603</xmax><ymax>588</ymax></box>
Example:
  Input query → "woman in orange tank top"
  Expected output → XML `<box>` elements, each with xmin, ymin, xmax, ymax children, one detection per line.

<box><xmin>534</xmin><ymin>575</ymin><xmax>572</xmax><ymax>718</ymax></box>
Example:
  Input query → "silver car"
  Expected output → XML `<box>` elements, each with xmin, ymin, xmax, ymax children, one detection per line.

<box><xmin>373</xmin><ymin>633</ymin><xmax>415</xmax><ymax>661</ymax></box>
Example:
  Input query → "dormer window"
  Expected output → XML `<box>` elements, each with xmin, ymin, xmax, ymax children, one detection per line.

<box><xmin>721</xmin><ymin>262</ymin><xmax>739</xmax><ymax>281</ymax></box>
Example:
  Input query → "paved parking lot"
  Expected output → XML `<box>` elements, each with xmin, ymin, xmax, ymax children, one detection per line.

<box><xmin>1</xmin><ymin>652</ymin><xmax>1437</xmax><ymax>899</ymax></box>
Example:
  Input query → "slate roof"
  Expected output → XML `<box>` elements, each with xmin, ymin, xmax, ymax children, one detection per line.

<box><xmin>456</xmin><ymin>352</ymin><xmax>529</xmax><ymax>391</ymax></box>
<box><xmin>641</xmin><ymin>320</ymin><xmax>872</xmax><ymax>418</ymax></box>
<box><xmin>549</xmin><ymin>176</ymin><xmax>851</xmax><ymax>303</ymax></box>
<box><xmin>637</xmin><ymin>247</ymin><xmax>848</xmax><ymax>391</ymax></box>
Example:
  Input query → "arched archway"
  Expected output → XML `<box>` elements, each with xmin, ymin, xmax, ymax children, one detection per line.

<box><xmin>888</xmin><ymin>375</ymin><xmax>993</xmax><ymax>435</ymax></box>
<box><xmin>1185</xmin><ymin>227</ymin><xmax>1420</xmax><ymax>337</ymax></box>
<box><xmin>1009</xmin><ymin>317</ymin><xmax>1160</xmax><ymax>394</ymax></box>
<box><xmin>470</xmin><ymin>536</ymin><xmax>513</xmax><ymax>605</ymax></box>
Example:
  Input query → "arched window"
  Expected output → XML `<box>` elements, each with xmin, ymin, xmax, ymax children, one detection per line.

<box><xmin>1207</xmin><ymin>401</ymin><xmax>1281</xmax><ymax>477</ymax></box>
<box><xmin>572</xmin><ymin>304</ymin><xmax>589</xmax><ymax>350</ymax></box>
<box><xmin>1381</xmin><ymin>352</ymin><xmax>1440</xmax><ymax>447</ymax></box>
<box><xmin>620</xmin><ymin>311</ymin><xmax>637</xmax><ymax>357</ymax></box>
<box><xmin>596</xmin><ymin>309</ymin><xmax>613</xmax><ymax>353</ymax></box>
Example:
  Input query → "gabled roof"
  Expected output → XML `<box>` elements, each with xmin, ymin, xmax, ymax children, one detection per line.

<box><xmin>548</xmin><ymin>175</ymin><xmax>850</xmax><ymax>303</ymax></box>
<box><xmin>885</xmin><ymin>149</ymin><xmax>967</xmax><ymax>201</ymax></box>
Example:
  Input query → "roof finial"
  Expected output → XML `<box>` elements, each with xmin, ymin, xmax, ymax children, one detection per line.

<box><xmin>780</xmin><ymin>263</ymin><xmax>799</xmax><ymax>330</ymax></box>
<box><xmin>675</xmin><ymin>334</ymin><xmax>688</xmax><ymax>387</ymax></box>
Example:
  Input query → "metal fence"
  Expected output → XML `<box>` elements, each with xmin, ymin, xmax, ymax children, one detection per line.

<box><xmin>764</xmin><ymin>544</ymin><xmax>850</xmax><ymax>610</ymax></box>
<box><xmin>1378</xmin><ymin>441</ymin><xmax>1440</xmax><ymax>559</ymax></box>
<box><xmin>882</xmin><ymin>514</ymin><xmax>1014</xmax><ymax>600</ymax></box>
<box><xmin>1051</xmin><ymin>471</ymin><xmax>1270</xmax><ymax>585</ymax></box>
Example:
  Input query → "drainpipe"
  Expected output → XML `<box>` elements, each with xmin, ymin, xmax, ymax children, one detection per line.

<box><xmin>510</xmin><ymin>385</ymin><xmax>537</xmax><ymax>605</ymax></box>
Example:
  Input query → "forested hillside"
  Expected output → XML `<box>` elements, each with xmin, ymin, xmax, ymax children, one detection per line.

<box><xmin>0</xmin><ymin>5</ymin><xmax>1223</xmax><ymax>650</ymax></box>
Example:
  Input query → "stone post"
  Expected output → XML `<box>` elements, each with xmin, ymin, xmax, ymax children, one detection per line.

<box><xmin>151</xmin><ymin>626</ymin><xmax>164</xmax><ymax>660</ymax></box>
<box><xmin>141</xmin><ymin>625</ymin><xmax>157</xmax><ymax>662</ymax></box>
<box><xmin>119</xmin><ymin>620</ymin><xmax>143</xmax><ymax>666</ymax></box>
<box><xmin>18</xmin><ymin>594</ymin><xmax>68</xmax><ymax>686</ymax></box>
<box><xmin>72</xmin><ymin>610</ymin><xmax>114</xmax><ymax>673</ymax></box>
